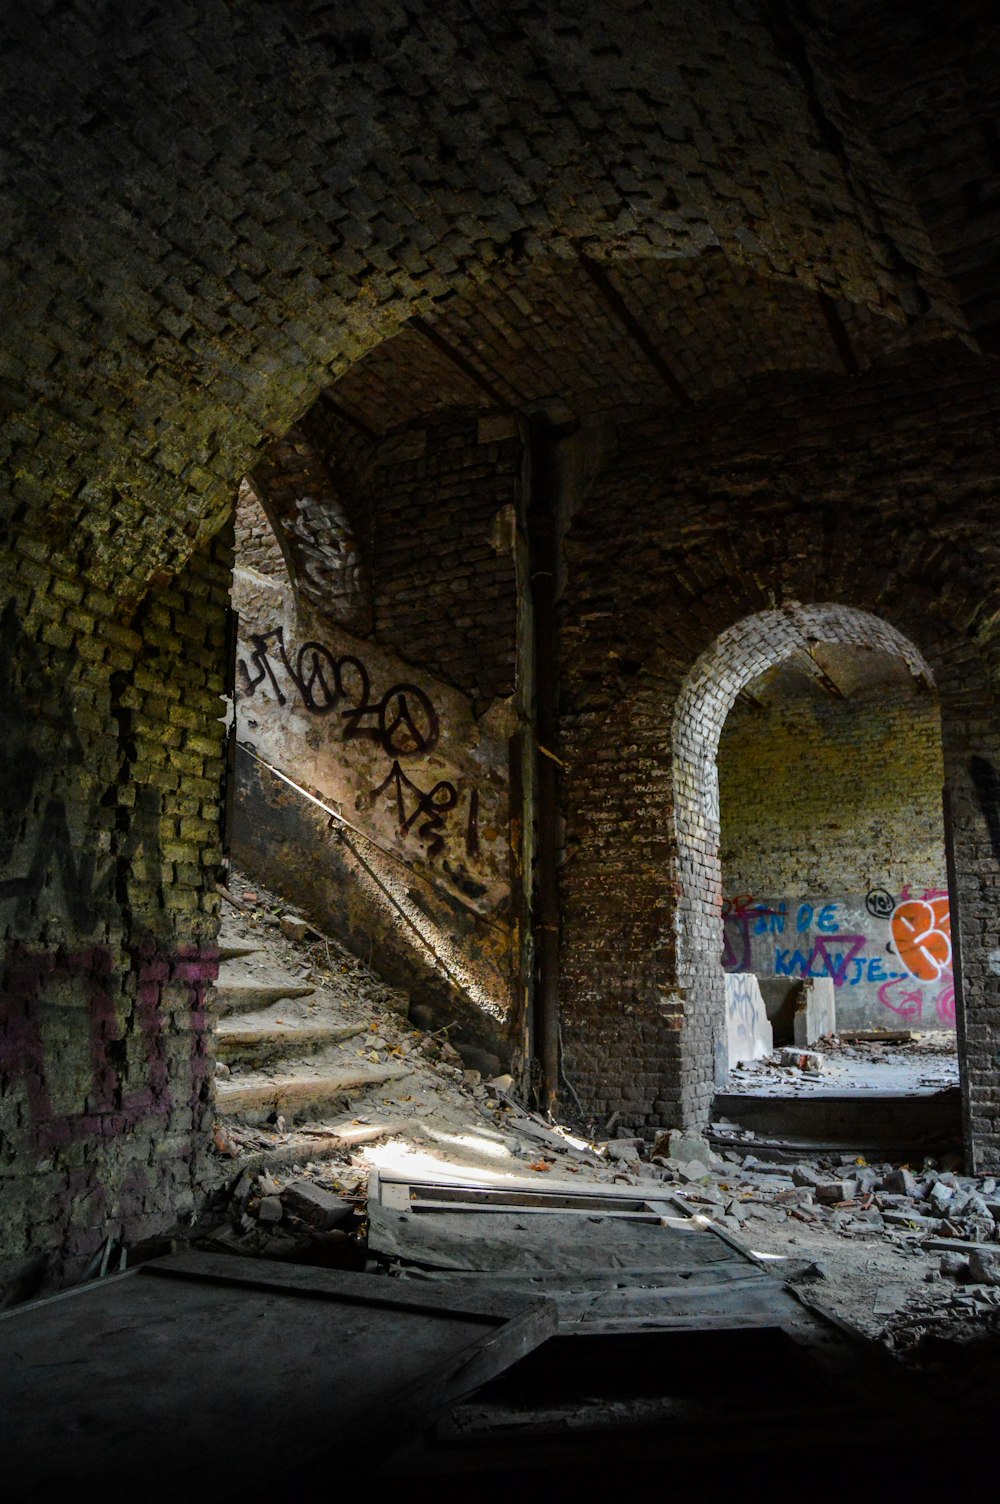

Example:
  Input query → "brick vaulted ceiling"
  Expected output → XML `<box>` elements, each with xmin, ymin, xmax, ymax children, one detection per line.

<box><xmin>2</xmin><ymin>0</ymin><xmax>999</xmax><ymax>604</ymax></box>
<box><xmin>315</xmin><ymin>249</ymin><xmax>936</xmax><ymax>437</ymax></box>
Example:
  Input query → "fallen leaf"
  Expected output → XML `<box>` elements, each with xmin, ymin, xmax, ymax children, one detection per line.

<box><xmin>529</xmin><ymin>1160</ymin><xmax>554</xmax><ymax>1172</ymax></box>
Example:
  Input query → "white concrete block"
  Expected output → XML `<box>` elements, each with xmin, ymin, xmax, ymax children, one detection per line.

<box><xmin>793</xmin><ymin>977</ymin><xmax>837</xmax><ymax>1046</ymax></box>
<box><xmin>725</xmin><ymin>973</ymin><xmax>774</xmax><ymax>1070</ymax></box>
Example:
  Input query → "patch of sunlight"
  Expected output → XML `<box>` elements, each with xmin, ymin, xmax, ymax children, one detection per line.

<box><xmin>418</xmin><ymin>1126</ymin><xmax>512</xmax><ymax>1159</ymax></box>
<box><xmin>367</xmin><ymin>1142</ymin><xmax>585</xmax><ymax>1187</ymax></box>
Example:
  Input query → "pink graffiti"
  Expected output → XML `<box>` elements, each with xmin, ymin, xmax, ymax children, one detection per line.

<box><xmin>877</xmin><ymin>976</ymin><xmax>924</xmax><ymax>1022</ymax></box>
<box><xmin>0</xmin><ymin>940</ymin><xmax>218</xmax><ymax>1150</ymax></box>
<box><xmin>935</xmin><ymin>983</ymin><xmax>956</xmax><ymax>1026</ymax></box>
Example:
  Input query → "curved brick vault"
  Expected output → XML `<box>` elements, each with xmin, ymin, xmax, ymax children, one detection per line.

<box><xmin>4</xmin><ymin>1</ymin><xmax>1000</xmax><ymax>1282</ymax></box>
<box><xmin>0</xmin><ymin>0</ymin><xmax>981</xmax><ymax>602</ymax></box>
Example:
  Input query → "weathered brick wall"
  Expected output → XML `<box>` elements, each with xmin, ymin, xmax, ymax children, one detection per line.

<box><xmin>0</xmin><ymin>0</ymin><xmax>952</xmax><ymax>631</ymax></box>
<box><xmin>800</xmin><ymin>0</ymin><xmax>1000</xmax><ymax>349</ymax></box>
<box><xmin>234</xmin><ymin>481</ymin><xmax>289</xmax><ymax>582</ymax></box>
<box><xmin>231</xmin><ymin>408</ymin><xmax>526</xmax><ymax>1058</ymax></box>
<box><xmin>558</xmin><ymin>346</ymin><xmax>1000</xmax><ymax>1163</ymax></box>
<box><xmin>366</xmin><ymin>412</ymin><xmax>521</xmax><ymax>705</ymax></box>
<box><xmin>2</xmin><ymin>0</ymin><xmax>999</xmax><ymax>1273</ymax></box>
<box><xmin>249</xmin><ymin>408</ymin><xmax>522</xmax><ymax>704</ymax></box>
<box><xmin>719</xmin><ymin>674</ymin><xmax>945</xmax><ymax>901</ymax></box>
<box><xmin>0</xmin><ymin>531</ymin><xmax>230</xmax><ymax>1294</ymax></box>
<box><xmin>717</xmin><ymin>646</ymin><xmax>951</xmax><ymax>1033</ymax></box>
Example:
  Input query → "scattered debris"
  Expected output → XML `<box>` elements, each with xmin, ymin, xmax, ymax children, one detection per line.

<box><xmin>279</xmin><ymin>913</ymin><xmax>312</xmax><ymax>941</ymax></box>
<box><xmin>201</xmin><ymin>867</ymin><xmax>991</xmax><ymax>1362</ymax></box>
<box><xmin>779</xmin><ymin>1047</ymin><xmax>825</xmax><ymax>1072</ymax></box>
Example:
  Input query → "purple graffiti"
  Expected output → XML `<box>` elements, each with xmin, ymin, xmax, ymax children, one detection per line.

<box><xmin>0</xmin><ymin>941</ymin><xmax>218</xmax><ymax>1150</ymax></box>
<box><xmin>810</xmin><ymin>934</ymin><xmax>868</xmax><ymax>988</ymax></box>
<box><xmin>721</xmin><ymin>895</ymin><xmax>785</xmax><ymax>973</ymax></box>
<box><xmin>773</xmin><ymin>933</ymin><xmax>868</xmax><ymax>988</ymax></box>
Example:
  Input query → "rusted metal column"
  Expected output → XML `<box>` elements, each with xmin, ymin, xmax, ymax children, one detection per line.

<box><xmin>527</xmin><ymin>418</ymin><xmax>561</xmax><ymax>1114</ymax></box>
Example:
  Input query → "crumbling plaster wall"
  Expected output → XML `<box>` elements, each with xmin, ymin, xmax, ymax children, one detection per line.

<box><xmin>557</xmin><ymin>347</ymin><xmax>1000</xmax><ymax>1167</ymax></box>
<box><xmin>230</xmin><ymin>411</ymin><xmax>529</xmax><ymax>1061</ymax></box>
<box><xmin>718</xmin><ymin>671</ymin><xmax>950</xmax><ymax>1031</ymax></box>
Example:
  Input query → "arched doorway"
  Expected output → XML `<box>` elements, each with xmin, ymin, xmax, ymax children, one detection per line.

<box><xmin>672</xmin><ymin>604</ymin><xmax>961</xmax><ymax>1152</ymax></box>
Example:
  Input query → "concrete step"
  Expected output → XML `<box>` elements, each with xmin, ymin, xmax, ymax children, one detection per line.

<box><xmin>215</xmin><ymin>962</ymin><xmax>315</xmax><ymax>1022</ymax></box>
<box><xmin>215</xmin><ymin>981</ymin><xmax>316</xmax><ymax>1016</ymax></box>
<box><xmin>218</xmin><ymin>935</ymin><xmax>261</xmax><ymax>963</ymax></box>
<box><xmin>216</xmin><ymin>1017</ymin><xmax>366</xmax><ymax>1069</ymax></box>
<box><xmin>216</xmin><ymin>1060</ymin><xmax>410</xmax><ymax>1123</ymax></box>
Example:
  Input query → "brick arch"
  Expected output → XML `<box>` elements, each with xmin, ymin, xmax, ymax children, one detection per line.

<box><xmin>5</xmin><ymin>2</ymin><xmax>997</xmax><ymax>1282</ymax></box>
<box><xmin>246</xmin><ymin>428</ymin><xmax>372</xmax><ymax>636</ymax></box>
<box><xmin>3</xmin><ymin>0</ymin><xmax>956</xmax><ymax>612</ymax></box>
<box><xmin>556</xmin><ymin>355</ymin><xmax>1000</xmax><ymax>1159</ymax></box>
<box><xmin>672</xmin><ymin>604</ymin><xmax>937</xmax><ymax>1098</ymax></box>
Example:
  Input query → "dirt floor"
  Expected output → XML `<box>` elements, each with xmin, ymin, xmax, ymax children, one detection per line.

<box><xmin>202</xmin><ymin>869</ymin><xmax>1000</xmax><ymax>1380</ymax></box>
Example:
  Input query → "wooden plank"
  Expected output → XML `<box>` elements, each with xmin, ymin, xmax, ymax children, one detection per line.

<box><xmin>560</xmin><ymin>1314</ymin><xmax>790</xmax><ymax>1335</ymax></box>
<box><xmin>383</xmin><ymin>1189</ymin><xmax>677</xmax><ymax>1222</ymax></box>
<box><xmin>0</xmin><ymin>1251</ymin><xmax>556</xmax><ymax>1501</ymax></box>
<box><xmin>147</xmin><ymin>1250</ymin><xmax>547</xmax><ymax>1325</ymax></box>
<box><xmin>368</xmin><ymin>1201</ymin><xmax>738</xmax><ymax>1274</ymax></box>
<box><xmin>371</xmin><ymin>1168</ymin><xmax>676</xmax><ymax>1202</ymax></box>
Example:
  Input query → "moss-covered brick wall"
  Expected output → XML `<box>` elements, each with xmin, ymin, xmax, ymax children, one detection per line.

<box><xmin>0</xmin><ymin>530</ymin><xmax>231</xmax><ymax>1295</ymax></box>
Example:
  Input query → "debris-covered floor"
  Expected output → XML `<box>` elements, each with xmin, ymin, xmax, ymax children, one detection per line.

<box><xmin>726</xmin><ymin>1034</ymin><xmax>959</xmax><ymax>1096</ymax></box>
<box><xmin>4</xmin><ymin>869</ymin><xmax>998</xmax><ymax>1496</ymax></box>
<box><xmin>200</xmin><ymin>871</ymin><xmax>1000</xmax><ymax>1388</ymax></box>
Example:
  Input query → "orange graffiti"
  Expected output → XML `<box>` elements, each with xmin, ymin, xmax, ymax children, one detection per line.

<box><xmin>891</xmin><ymin>897</ymin><xmax>951</xmax><ymax>982</ymax></box>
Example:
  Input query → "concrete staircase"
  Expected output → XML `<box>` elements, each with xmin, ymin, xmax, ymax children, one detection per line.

<box><xmin>213</xmin><ymin>926</ymin><xmax>409</xmax><ymax>1125</ymax></box>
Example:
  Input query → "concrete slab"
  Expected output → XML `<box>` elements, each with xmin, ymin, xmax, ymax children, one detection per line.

<box><xmin>725</xmin><ymin>973</ymin><xmax>774</xmax><ymax>1069</ymax></box>
<box><xmin>794</xmin><ymin>977</ymin><xmax>837</xmax><ymax>1046</ymax></box>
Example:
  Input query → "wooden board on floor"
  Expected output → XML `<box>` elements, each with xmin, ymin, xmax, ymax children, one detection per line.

<box><xmin>0</xmin><ymin>1251</ymin><xmax>555</xmax><ymax>1503</ymax></box>
<box><xmin>367</xmin><ymin>1167</ymin><xmax>803</xmax><ymax>1333</ymax></box>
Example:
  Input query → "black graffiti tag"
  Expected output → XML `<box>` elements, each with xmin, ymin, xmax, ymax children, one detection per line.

<box><xmin>238</xmin><ymin>627</ymin><xmax>289</xmax><ymax>705</ymax></box>
<box><xmin>865</xmin><ymin>887</ymin><xmax>895</xmax><ymax>920</ymax></box>
<box><xmin>238</xmin><ymin>626</ymin><xmax>436</xmax><ymax>753</ymax></box>
<box><xmin>238</xmin><ymin>626</ymin><xmax>370</xmax><ymax>716</ymax></box>
<box><xmin>296</xmin><ymin>643</ymin><xmax>369</xmax><ymax>715</ymax></box>
<box><xmin>0</xmin><ymin>603</ymin><xmax>165</xmax><ymax>932</ymax></box>
<box><xmin>371</xmin><ymin>761</ymin><xmax>457</xmax><ymax>857</ymax></box>
<box><xmin>238</xmin><ymin>622</ymin><xmax>469</xmax><ymax>857</ymax></box>
<box><xmin>343</xmin><ymin>682</ymin><xmax>439</xmax><ymax>757</ymax></box>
